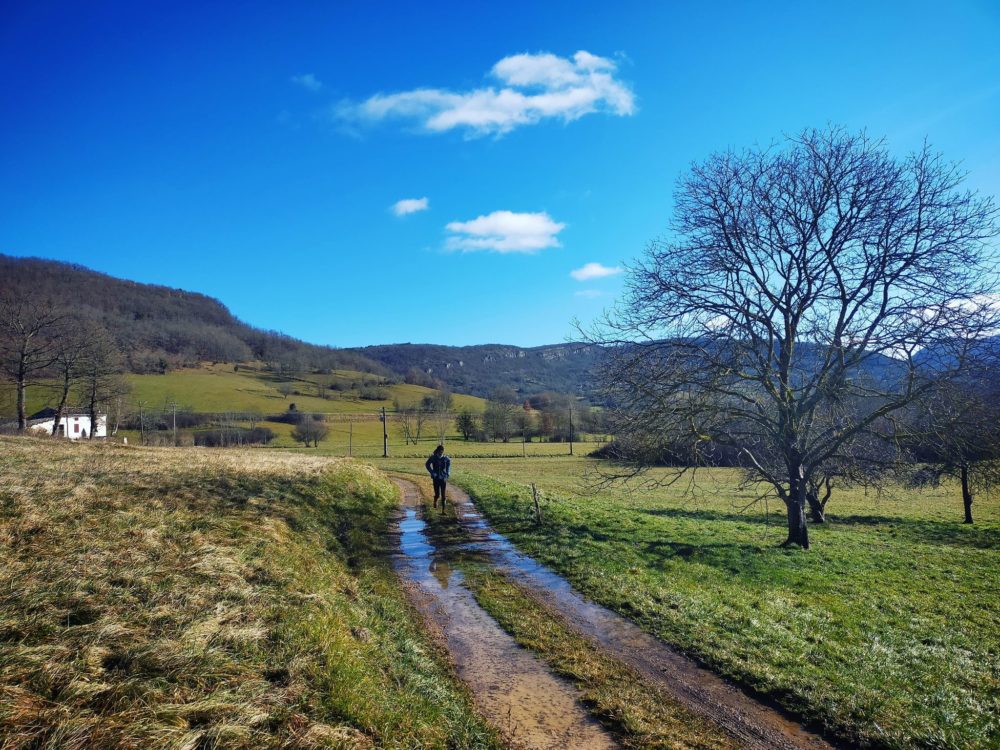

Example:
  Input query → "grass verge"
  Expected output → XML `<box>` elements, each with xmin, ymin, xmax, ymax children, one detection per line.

<box><xmin>0</xmin><ymin>436</ymin><xmax>501</xmax><ymax>749</ymax></box>
<box><xmin>451</xmin><ymin>459</ymin><xmax>1000</xmax><ymax>750</ymax></box>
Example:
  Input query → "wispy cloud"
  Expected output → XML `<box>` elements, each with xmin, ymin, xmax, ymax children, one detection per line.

<box><xmin>338</xmin><ymin>50</ymin><xmax>634</xmax><ymax>137</ymax></box>
<box><xmin>574</xmin><ymin>289</ymin><xmax>606</xmax><ymax>298</ymax></box>
<box><xmin>291</xmin><ymin>73</ymin><xmax>323</xmax><ymax>92</ymax></box>
<box><xmin>392</xmin><ymin>197</ymin><xmax>429</xmax><ymax>216</ymax></box>
<box><xmin>570</xmin><ymin>262</ymin><xmax>622</xmax><ymax>281</ymax></box>
<box><xmin>445</xmin><ymin>211</ymin><xmax>565</xmax><ymax>253</ymax></box>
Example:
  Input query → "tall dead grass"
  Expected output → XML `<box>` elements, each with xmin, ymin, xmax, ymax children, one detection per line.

<box><xmin>0</xmin><ymin>437</ymin><xmax>499</xmax><ymax>749</ymax></box>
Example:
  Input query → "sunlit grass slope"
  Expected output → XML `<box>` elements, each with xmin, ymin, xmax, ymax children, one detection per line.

<box><xmin>124</xmin><ymin>364</ymin><xmax>487</xmax><ymax>413</ymax></box>
<box><xmin>2</xmin><ymin>362</ymin><xmax>486</xmax><ymax>418</ymax></box>
<box><xmin>0</xmin><ymin>437</ymin><xmax>500</xmax><ymax>749</ymax></box>
<box><xmin>448</xmin><ymin>458</ymin><xmax>1000</xmax><ymax>750</ymax></box>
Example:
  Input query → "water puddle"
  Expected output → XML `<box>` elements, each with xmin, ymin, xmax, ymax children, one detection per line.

<box><xmin>390</xmin><ymin>479</ymin><xmax>617</xmax><ymax>750</ymax></box>
<box><xmin>446</xmin><ymin>485</ymin><xmax>842</xmax><ymax>750</ymax></box>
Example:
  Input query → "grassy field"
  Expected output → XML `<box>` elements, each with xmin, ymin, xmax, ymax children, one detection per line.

<box><xmin>124</xmin><ymin>364</ymin><xmax>488</xmax><ymax>415</ymax></box>
<box><xmin>385</xmin><ymin>457</ymin><xmax>999</xmax><ymax>750</ymax></box>
<box><xmin>0</xmin><ymin>437</ymin><xmax>501</xmax><ymax>749</ymax></box>
<box><xmin>0</xmin><ymin>362</ymin><xmax>487</xmax><ymax>419</ymax></box>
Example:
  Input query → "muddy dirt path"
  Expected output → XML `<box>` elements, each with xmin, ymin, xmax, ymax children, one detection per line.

<box><xmin>444</xmin><ymin>483</ymin><xmax>846</xmax><ymax>750</ymax></box>
<box><xmin>389</xmin><ymin>478</ymin><xmax>618</xmax><ymax>750</ymax></box>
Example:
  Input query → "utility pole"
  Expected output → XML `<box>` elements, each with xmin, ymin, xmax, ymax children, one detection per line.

<box><xmin>569</xmin><ymin>402</ymin><xmax>574</xmax><ymax>456</ymax></box>
<box><xmin>138</xmin><ymin>401</ymin><xmax>145</xmax><ymax>446</ymax></box>
<box><xmin>348</xmin><ymin>420</ymin><xmax>353</xmax><ymax>458</ymax></box>
<box><xmin>381</xmin><ymin>406</ymin><xmax>388</xmax><ymax>458</ymax></box>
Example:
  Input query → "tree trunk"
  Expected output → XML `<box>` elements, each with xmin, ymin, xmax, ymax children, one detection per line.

<box><xmin>52</xmin><ymin>370</ymin><xmax>72</xmax><ymax>437</ymax></box>
<box><xmin>782</xmin><ymin>467</ymin><xmax>810</xmax><ymax>549</ymax></box>
<box><xmin>806</xmin><ymin>489</ymin><xmax>826</xmax><ymax>524</ymax></box>
<box><xmin>16</xmin><ymin>374</ymin><xmax>27</xmax><ymax>430</ymax></box>
<box><xmin>88</xmin><ymin>385</ymin><xmax>98</xmax><ymax>440</ymax></box>
<box><xmin>960</xmin><ymin>463</ymin><xmax>974</xmax><ymax>524</ymax></box>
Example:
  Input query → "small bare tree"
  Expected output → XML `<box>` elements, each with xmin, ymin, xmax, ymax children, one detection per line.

<box><xmin>76</xmin><ymin>329</ymin><xmax>128</xmax><ymax>439</ymax></box>
<box><xmin>0</xmin><ymin>291</ymin><xmax>67</xmax><ymax>430</ymax></box>
<box><xmin>394</xmin><ymin>399</ymin><xmax>418</xmax><ymax>445</ymax></box>
<box><xmin>594</xmin><ymin>127</ymin><xmax>999</xmax><ymax>548</ymax></box>
<box><xmin>905</xmin><ymin>371</ymin><xmax>1000</xmax><ymax>524</ymax></box>
<box><xmin>455</xmin><ymin>409</ymin><xmax>479</xmax><ymax>440</ymax></box>
<box><xmin>291</xmin><ymin>417</ymin><xmax>329</xmax><ymax>447</ymax></box>
<box><xmin>48</xmin><ymin>320</ymin><xmax>95</xmax><ymax>435</ymax></box>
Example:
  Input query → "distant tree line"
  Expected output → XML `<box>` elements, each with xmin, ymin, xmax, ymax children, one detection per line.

<box><xmin>453</xmin><ymin>387</ymin><xmax>608</xmax><ymax>444</ymax></box>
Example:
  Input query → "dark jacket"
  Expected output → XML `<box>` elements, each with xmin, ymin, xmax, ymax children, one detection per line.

<box><xmin>425</xmin><ymin>453</ymin><xmax>451</xmax><ymax>480</ymax></box>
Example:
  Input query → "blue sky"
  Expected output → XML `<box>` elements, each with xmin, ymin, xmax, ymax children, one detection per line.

<box><xmin>2</xmin><ymin>1</ymin><xmax>999</xmax><ymax>347</ymax></box>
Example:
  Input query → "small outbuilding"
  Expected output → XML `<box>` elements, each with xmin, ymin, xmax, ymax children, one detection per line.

<box><xmin>26</xmin><ymin>408</ymin><xmax>107</xmax><ymax>439</ymax></box>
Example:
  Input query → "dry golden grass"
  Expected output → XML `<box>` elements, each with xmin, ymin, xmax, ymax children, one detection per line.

<box><xmin>0</xmin><ymin>437</ymin><xmax>500</xmax><ymax>750</ymax></box>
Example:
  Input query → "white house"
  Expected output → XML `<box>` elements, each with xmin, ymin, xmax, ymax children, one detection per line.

<box><xmin>26</xmin><ymin>408</ymin><xmax>107</xmax><ymax>439</ymax></box>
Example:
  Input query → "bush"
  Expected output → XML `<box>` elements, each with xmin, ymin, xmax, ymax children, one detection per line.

<box><xmin>268</xmin><ymin>411</ymin><xmax>306</xmax><ymax>425</ymax></box>
<box><xmin>291</xmin><ymin>421</ymin><xmax>329</xmax><ymax>447</ymax></box>
<box><xmin>193</xmin><ymin>427</ymin><xmax>275</xmax><ymax>447</ymax></box>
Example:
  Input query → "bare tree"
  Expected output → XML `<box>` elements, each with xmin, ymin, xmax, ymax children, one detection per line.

<box><xmin>423</xmin><ymin>389</ymin><xmax>453</xmax><ymax>443</ymax></box>
<box><xmin>394</xmin><ymin>399</ymin><xmax>419</xmax><ymax>445</ymax></box>
<box><xmin>77</xmin><ymin>329</ymin><xmax>128</xmax><ymax>439</ymax></box>
<box><xmin>482</xmin><ymin>386</ymin><xmax>520</xmax><ymax>443</ymax></box>
<box><xmin>291</xmin><ymin>417</ymin><xmax>329</xmax><ymax>447</ymax></box>
<box><xmin>594</xmin><ymin>127</ymin><xmax>999</xmax><ymax>548</ymax></box>
<box><xmin>47</xmin><ymin>320</ymin><xmax>94</xmax><ymax>435</ymax></box>
<box><xmin>0</xmin><ymin>291</ymin><xmax>67</xmax><ymax>429</ymax></box>
<box><xmin>455</xmin><ymin>409</ymin><xmax>479</xmax><ymax>440</ymax></box>
<box><xmin>905</xmin><ymin>373</ymin><xmax>1000</xmax><ymax>524</ymax></box>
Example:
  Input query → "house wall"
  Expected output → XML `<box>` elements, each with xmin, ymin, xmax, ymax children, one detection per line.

<box><xmin>29</xmin><ymin>414</ymin><xmax>107</xmax><ymax>439</ymax></box>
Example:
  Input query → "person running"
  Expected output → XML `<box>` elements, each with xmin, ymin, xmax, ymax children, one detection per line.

<box><xmin>425</xmin><ymin>444</ymin><xmax>451</xmax><ymax>511</ymax></box>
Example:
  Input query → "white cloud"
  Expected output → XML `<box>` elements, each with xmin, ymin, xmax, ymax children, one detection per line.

<box><xmin>575</xmin><ymin>289</ymin><xmax>606</xmax><ymax>298</ymax></box>
<box><xmin>291</xmin><ymin>73</ymin><xmax>323</xmax><ymax>91</ymax></box>
<box><xmin>392</xmin><ymin>197</ymin><xmax>429</xmax><ymax>216</ymax></box>
<box><xmin>570</xmin><ymin>262</ymin><xmax>622</xmax><ymax>281</ymax></box>
<box><xmin>445</xmin><ymin>210</ymin><xmax>565</xmax><ymax>253</ymax></box>
<box><xmin>339</xmin><ymin>50</ymin><xmax>634</xmax><ymax>137</ymax></box>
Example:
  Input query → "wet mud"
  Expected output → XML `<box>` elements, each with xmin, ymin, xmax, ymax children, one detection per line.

<box><xmin>444</xmin><ymin>483</ymin><xmax>846</xmax><ymax>750</ymax></box>
<box><xmin>390</xmin><ymin>478</ymin><xmax>618</xmax><ymax>750</ymax></box>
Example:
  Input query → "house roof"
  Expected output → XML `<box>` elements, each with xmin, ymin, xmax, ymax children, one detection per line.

<box><xmin>29</xmin><ymin>407</ymin><xmax>93</xmax><ymax>419</ymax></box>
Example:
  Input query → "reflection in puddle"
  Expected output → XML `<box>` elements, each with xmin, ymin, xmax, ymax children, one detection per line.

<box><xmin>429</xmin><ymin>557</ymin><xmax>453</xmax><ymax>589</ymax></box>
<box><xmin>391</xmin><ymin>481</ymin><xmax>617</xmax><ymax>750</ymax></box>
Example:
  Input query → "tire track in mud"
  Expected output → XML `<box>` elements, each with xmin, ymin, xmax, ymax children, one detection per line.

<box><xmin>443</xmin><ymin>481</ymin><xmax>848</xmax><ymax>750</ymax></box>
<box><xmin>389</xmin><ymin>478</ymin><xmax>618</xmax><ymax>750</ymax></box>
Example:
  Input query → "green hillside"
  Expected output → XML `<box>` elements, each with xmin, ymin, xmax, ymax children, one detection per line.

<box><xmin>1</xmin><ymin>362</ymin><xmax>501</xmax><ymax>453</ymax></box>
<box><xmin>124</xmin><ymin>363</ymin><xmax>486</xmax><ymax>414</ymax></box>
<box><xmin>2</xmin><ymin>362</ymin><xmax>486</xmax><ymax>418</ymax></box>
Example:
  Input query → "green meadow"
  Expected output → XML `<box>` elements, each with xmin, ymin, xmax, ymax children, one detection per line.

<box><xmin>381</xmin><ymin>457</ymin><xmax>1000</xmax><ymax>750</ymax></box>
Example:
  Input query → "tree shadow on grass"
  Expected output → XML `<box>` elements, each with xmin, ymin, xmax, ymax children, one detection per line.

<box><xmin>637</xmin><ymin>507</ymin><xmax>999</xmax><ymax>550</ymax></box>
<box><xmin>831</xmin><ymin>514</ymin><xmax>999</xmax><ymax>549</ymax></box>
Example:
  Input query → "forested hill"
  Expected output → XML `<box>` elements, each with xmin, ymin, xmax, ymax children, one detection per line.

<box><xmin>0</xmin><ymin>254</ymin><xmax>388</xmax><ymax>375</ymax></box>
<box><xmin>351</xmin><ymin>342</ymin><xmax>602</xmax><ymax>398</ymax></box>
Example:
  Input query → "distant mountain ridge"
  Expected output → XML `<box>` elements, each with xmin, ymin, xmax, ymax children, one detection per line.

<box><xmin>351</xmin><ymin>342</ymin><xmax>602</xmax><ymax>399</ymax></box>
<box><xmin>5</xmin><ymin>254</ymin><xmax>952</xmax><ymax>402</ymax></box>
